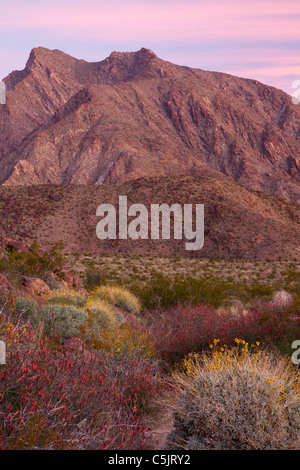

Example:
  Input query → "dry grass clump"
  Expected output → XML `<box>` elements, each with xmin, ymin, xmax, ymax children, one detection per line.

<box><xmin>92</xmin><ymin>285</ymin><xmax>142</xmax><ymax>315</ymax></box>
<box><xmin>46</xmin><ymin>289</ymin><xmax>87</xmax><ymax>308</ymax></box>
<box><xmin>84</xmin><ymin>299</ymin><xmax>119</xmax><ymax>332</ymax></box>
<box><xmin>166</xmin><ymin>340</ymin><xmax>300</xmax><ymax>450</ymax></box>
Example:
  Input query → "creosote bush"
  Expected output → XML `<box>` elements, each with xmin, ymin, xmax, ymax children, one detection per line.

<box><xmin>167</xmin><ymin>340</ymin><xmax>300</xmax><ymax>450</ymax></box>
<box><xmin>83</xmin><ymin>267</ymin><xmax>108</xmax><ymax>291</ymax></box>
<box><xmin>0</xmin><ymin>241</ymin><xmax>65</xmax><ymax>285</ymax></box>
<box><xmin>129</xmin><ymin>271</ymin><xmax>276</xmax><ymax>310</ymax></box>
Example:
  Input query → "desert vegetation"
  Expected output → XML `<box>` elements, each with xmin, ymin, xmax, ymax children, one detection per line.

<box><xmin>0</xmin><ymin>243</ymin><xmax>299</xmax><ymax>450</ymax></box>
<box><xmin>166</xmin><ymin>341</ymin><xmax>300</xmax><ymax>450</ymax></box>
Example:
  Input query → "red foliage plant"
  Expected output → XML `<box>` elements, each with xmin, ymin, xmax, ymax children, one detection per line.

<box><xmin>0</xmin><ymin>316</ymin><xmax>165</xmax><ymax>450</ymax></box>
<box><xmin>146</xmin><ymin>302</ymin><xmax>299</xmax><ymax>364</ymax></box>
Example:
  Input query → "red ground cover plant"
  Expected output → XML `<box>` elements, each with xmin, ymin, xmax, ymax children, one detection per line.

<box><xmin>146</xmin><ymin>302</ymin><xmax>299</xmax><ymax>364</ymax></box>
<box><xmin>0</xmin><ymin>311</ymin><xmax>166</xmax><ymax>450</ymax></box>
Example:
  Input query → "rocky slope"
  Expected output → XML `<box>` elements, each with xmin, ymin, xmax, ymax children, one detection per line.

<box><xmin>0</xmin><ymin>47</ymin><xmax>299</xmax><ymax>202</ymax></box>
<box><xmin>0</xmin><ymin>175</ymin><xmax>299</xmax><ymax>261</ymax></box>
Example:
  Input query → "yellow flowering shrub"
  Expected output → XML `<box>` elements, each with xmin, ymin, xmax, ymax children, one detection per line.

<box><xmin>97</xmin><ymin>323</ymin><xmax>156</xmax><ymax>360</ymax></box>
<box><xmin>167</xmin><ymin>340</ymin><xmax>300</xmax><ymax>450</ymax></box>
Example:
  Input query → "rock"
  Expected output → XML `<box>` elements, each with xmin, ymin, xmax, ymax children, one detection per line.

<box><xmin>62</xmin><ymin>265</ymin><xmax>79</xmax><ymax>289</ymax></box>
<box><xmin>49</xmin><ymin>194</ymin><xmax>62</xmax><ymax>201</ymax></box>
<box><xmin>1</xmin><ymin>237</ymin><xmax>30</xmax><ymax>254</ymax></box>
<box><xmin>45</xmin><ymin>272</ymin><xmax>69</xmax><ymax>290</ymax></box>
<box><xmin>23</xmin><ymin>277</ymin><xmax>50</xmax><ymax>296</ymax></box>
<box><xmin>271</xmin><ymin>290</ymin><xmax>294</xmax><ymax>309</ymax></box>
<box><xmin>0</xmin><ymin>273</ymin><xmax>14</xmax><ymax>297</ymax></box>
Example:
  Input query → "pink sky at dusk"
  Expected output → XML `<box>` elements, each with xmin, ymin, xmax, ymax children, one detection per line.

<box><xmin>0</xmin><ymin>0</ymin><xmax>299</xmax><ymax>95</ymax></box>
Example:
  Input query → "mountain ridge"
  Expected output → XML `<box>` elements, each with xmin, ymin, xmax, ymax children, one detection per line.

<box><xmin>0</xmin><ymin>47</ymin><xmax>299</xmax><ymax>202</ymax></box>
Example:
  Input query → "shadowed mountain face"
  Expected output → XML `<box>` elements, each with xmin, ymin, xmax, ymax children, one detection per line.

<box><xmin>0</xmin><ymin>47</ymin><xmax>300</xmax><ymax>202</ymax></box>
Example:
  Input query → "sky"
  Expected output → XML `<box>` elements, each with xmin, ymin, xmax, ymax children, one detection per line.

<box><xmin>0</xmin><ymin>0</ymin><xmax>299</xmax><ymax>95</ymax></box>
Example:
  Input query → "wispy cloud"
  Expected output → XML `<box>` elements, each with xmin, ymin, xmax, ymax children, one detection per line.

<box><xmin>0</xmin><ymin>0</ymin><xmax>299</xmax><ymax>94</ymax></box>
<box><xmin>2</xmin><ymin>1</ymin><xmax>300</xmax><ymax>42</ymax></box>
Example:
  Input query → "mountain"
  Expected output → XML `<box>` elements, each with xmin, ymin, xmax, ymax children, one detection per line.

<box><xmin>0</xmin><ymin>175</ymin><xmax>299</xmax><ymax>261</ymax></box>
<box><xmin>0</xmin><ymin>47</ymin><xmax>300</xmax><ymax>202</ymax></box>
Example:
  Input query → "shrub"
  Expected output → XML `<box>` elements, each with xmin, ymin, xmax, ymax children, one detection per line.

<box><xmin>146</xmin><ymin>302</ymin><xmax>300</xmax><ymax>364</ymax></box>
<box><xmin>0</xmin><ymin>312</ymin><xmax>166</xmax><ymax>449</ymax></box>
<box><xmin>129</xmin><ymin>272</ymin><xmax>242</xmax><ymax>310</ymax></box>
<box><xmin>116</xmin><ymin>356</ymin><xmax>167</xmax><ymax>416</ymax></box>
<box><xmin>0</xmin><ymin>241</ymin><xmax>65</xmax><ymax>285</ymax></box>
<box><xmin>15</xmin><ymin>297</ymin><xmax>38</xmax><ymax>319</ymax></box>
<box><xmin>98</xmin><ymin>323</ymin><xmax>156</xmax><ymax>360</ymax></box>
<box><xmin>146</xmin><ymin>304</ymin><xmax>222</xmax><ymax>363</ymax></box>
<box><xmin>92</xmin><ymin>285</ymin><xmax>141</xmax><ymax>315</ymax></box>
<box><xmin>84</xmin><ymin>299</ymin><xmax>119</xmax><ymax>333</ymax></box>
<box><xmin>41</xmin><ymin>304</ymin><xmax>87</xmax><ymax>339</ymax></box>
<box><xmin>83</xmin><ymin>267</ymin><xmax>108</xmax><ymax>291</ymax></box>
<box><xmin>47</xmin><ymin>289</ymin><xmax>87</xmax><ymax>308</ymax></box>
<box><xmin>128</xmin><ymin>272</ymin><xmax>281</xmax><ymax>311</ymax></box>
<box><xmin>167</xmin><ymin>341</ymin><xmax>300</xmax><ymax>450</ymax></box>
<box><xmin>245</xmin><ymin>302</ymin><xmax>300</xmax><ymax>356</ymax></box>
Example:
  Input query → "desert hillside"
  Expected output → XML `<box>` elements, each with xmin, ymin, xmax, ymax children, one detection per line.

<box><xmin>0</xmin><ymin>175</ymin><xmax>299</xmax><ymax>261</ymax></box>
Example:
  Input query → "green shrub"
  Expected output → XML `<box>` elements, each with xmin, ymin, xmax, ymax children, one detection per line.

<box><xmin>246</xmin><ymin>282</ymin><xmax>274</xmax><ymax>300</ymax></box>
<box><xmin>167</xmin><ymin>343</ymin><xmax>300</xmax><ymax>450</ymax></box>
<box><xmin>83</xmin><ymin>267</ymin><xmax>108</xmax><ymax>291</ymax></box>
<box><xmin>15</xmin><ymin>297</ymin><xmax>38</xmax><ymax>319</ymax></box>
<box><xmin>129</xmin><ymin>272</ymin><xmax>233</xmax><ymax>309</ymax></box>
<box><xmin>0</xmin><ymin>241</ymin><xmax>65</xmax><ymax>285</ymax></box>
<box><xmin>41</xmin><ymin>304</ymin><xmax>87</xmax><ymax>339</ymax></box>
<box><xmin>129</xmin><ymin>272</ymin><xmax>277</xmax><ymax>310</ymax></box>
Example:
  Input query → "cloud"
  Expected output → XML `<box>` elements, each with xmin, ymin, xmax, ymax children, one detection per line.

<box><xmin>1</xmin><ymin>0</ymin><xmax>300</xmax><ymax>43</ymax></box>
<box><xmin>0</xmin><ymin>0</ymin><xmax>299</xmax><ymax>94</ymax></box>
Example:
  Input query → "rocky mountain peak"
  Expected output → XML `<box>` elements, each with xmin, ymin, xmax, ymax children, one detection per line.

<box><xmin>0</xmin><ymin>48</ymin><xmax>299</xmax><ymax>203</ymax></box>
<box><xmin>25</xmin><ymin>47</ymin><xmax>53</xmax><ymax>67</ymax></box>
